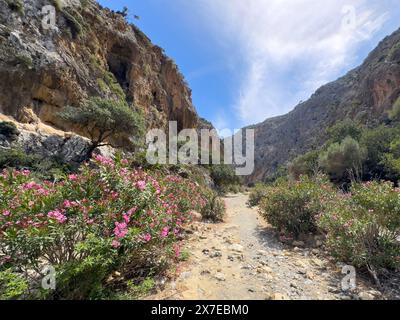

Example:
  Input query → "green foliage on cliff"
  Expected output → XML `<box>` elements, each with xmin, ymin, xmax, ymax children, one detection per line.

<box><xmin>5</xmin><ymin>0</ymin><xmax>24</xmax><ymax>14</ymax></box>
<box><xmin>59</xmin><ymin>97</ymin><xmax>145</xmax><ymax>157</ymax></box>
<box><xmin>0</xmin><ymin>121</ymin><xmax>19</xmax><ymax>138</ymax></box>
<box><xmin>389</xmin><ymin>97</ymin><xmax>400</xmax><ymax>121</ymax></box>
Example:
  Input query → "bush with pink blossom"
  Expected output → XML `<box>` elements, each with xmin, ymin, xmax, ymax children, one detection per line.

<box><xmin>318</xmin><ymin>181</ymin><xmax>400</xmax><ymax>278</ymax></box>
<box><xmin>0</xmin><ymin>155</ymin><xmax>207</xmax><ymax>299</ymax></box>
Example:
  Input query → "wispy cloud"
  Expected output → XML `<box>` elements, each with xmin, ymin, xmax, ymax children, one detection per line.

<box><xmin>185</xmin><ymin>0</ymin><xmax>390</xmax><ymax>126</ymax></box>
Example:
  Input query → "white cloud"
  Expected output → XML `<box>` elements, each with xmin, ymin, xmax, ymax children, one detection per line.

<box><xmin>185</xmin><ymin>0</ymin><xmax>390</xmax><ymax>126</ymax></box>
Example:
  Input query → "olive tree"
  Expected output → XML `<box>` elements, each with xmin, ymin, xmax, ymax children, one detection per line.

<box><xmin>59</xmin><ymin>97</ymin><xmax>144</xmax><ymax>158</ymax></box>
<box><xmin>319</xmin><ymin>137</ymin><xmax>366</xmax><ymax>183</ymax></box>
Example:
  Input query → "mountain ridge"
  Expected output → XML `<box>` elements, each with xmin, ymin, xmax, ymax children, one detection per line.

<box><xmin>246</xmin><ymin>27</ymin><xmax>400</xmax><ymax>183</ymax></box>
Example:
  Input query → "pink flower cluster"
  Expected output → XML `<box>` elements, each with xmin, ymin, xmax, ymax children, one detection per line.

<box><xmin>142</xmin><ymin>233</ymin><xmax>152</xmax><ymax>242</ymax></box>
<box><xmin>114</xmin><ymin>221</ymin><xmax>128</xmax><ymax>239</ymax></box>
<box><xmin>1</xmin><ymin>156</ymin><xmax>208</xmax><ymax>259</ymax></box>
<box><xmin>136</xmin><ymin>180</ymin><xmax>146</xmax><ymax>191</ymax></box>
<box><xmin>47</xmin><ymin>210</ymin><xmax>67</xmax><ymax>224</ymax></box>
<box><xmin>94</xmin><ymin>154</ymin><xmax>115</xmax><ymax>168</ymax></box>
<box><xmin>161</xmin><ymin>227</ymin><xmax>169</xmax><ymax>238</ymax></box>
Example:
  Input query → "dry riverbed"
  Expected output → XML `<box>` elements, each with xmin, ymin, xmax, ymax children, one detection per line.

<box><xmin>148</xmin><ymin>193</ymin><xmax>390</xmax><ymax>300</ymax></box>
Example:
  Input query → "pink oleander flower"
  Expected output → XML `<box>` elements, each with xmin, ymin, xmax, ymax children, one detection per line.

<box><xmin>94</xmin><ymin>154</ymin><xmax>115</xmax><ymax>167</ymax></box>
<box><xmin>68</xmin><ymin>174</ymin><xmax>78</xmax><ymax>181</ymax></box>
<box><xmin>161</xmin><ymin>227</ymin><xmax>169</xmax><ymax>238</ymax></box>
<box><xmin>114</xmin><ymin>221</ymin><xmax>128</xmax><ymax>239</ymax></box>
<box><xmin>174</xmin><ymin>244</ymin><xmax>181</xmax><ymax>258</ymax></box>
<box><xmin>121</xmin><ymin>159</ymin><xmax>129</xmax><ymax>165</ymax></box>
<box><xmin>111</xmin><ymin>191</ymin><xmax>119</xmax><ymax>200</ymax></box>
<box><xmin>127</xmin><ymin>207</ymin><xmax>137</xmax><ymax>216</ymax></box>
<box><xmin>119</xmin><ymin>168</ymin><xmax>129</xmax><ymax>177</ymax></box>
<box><xmin>47</xmin><ymin>210</ymin><xmax>67</xmax><ymax>224</ymax></box>
<box><xmin>112</xmin><ymin>240</ymin><xmax>121</xmax><ymax>248</ymax></box>
<box><xmin>23</xmin><ymin>181</ymin><xmax>38</xmax><ymax>190</ymax></box>
<box><xmin>2</xmin><ymin>210</ymin><xmax>10</xmax><ymax>217</ymax></box>
<box><xmin>136</xmin><ymin>180</ymin><xmax>146</xmax><ymax>191</ymax></box>
<box><xmin>64</xmin><ymin>200</ymin><xmax>73</xmax><ymax>208</ymax></box>
<box><xmin>142</xmin><ymin>233</ymin><xmax>152</xmax><ymax>242</ymax></box>
<box><xmin>22</xmin><ymin>169</ymin><xmax>31</xmax><ymax>176</ymax></box>
<box><xmin>37</xmin><ymin>188</ymin><xmax>50</xmax><ymax>196</ymax></box>
<box><xmin>123</xmin><ymin>213</ymin><xmax>130</xmax><ymax>224</ymax></box>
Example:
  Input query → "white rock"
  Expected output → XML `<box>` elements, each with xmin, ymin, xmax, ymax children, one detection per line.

<box><xmin>230</xmin><ymin>244</ymin><xmax>244</xmax><ymax>253</ymax></box>
<box><xmin>214</xmin><ymin>273</ymin><xmax>226</xmax><ymax>282</ymax></box>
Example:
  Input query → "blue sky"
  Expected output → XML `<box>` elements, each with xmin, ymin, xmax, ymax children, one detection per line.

<box><xmin>98</xmin><ymin>0</ymin><xmax>400</xmax><ymax>131</ymax></box>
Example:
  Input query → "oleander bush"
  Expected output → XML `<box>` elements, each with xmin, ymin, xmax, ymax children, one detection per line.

<box><xmin>258</xmin><ymin>175</ymin><xmax>336</xmax><ymax>237</ymax></box>
<box><xmin>247</xmin><ymin>183</ymin><xmax>268</xmax><ymax>207</ymax></box>
<box><xmin>256</xmin><ymin>174</ymin><xmax>400</xmax><ymax>282</ymax></box>
<box><xmin>318</xmin><ymin>181</ymin><xmax>400</xmax><ymax>278</ymax></box>
<box><xmin>0</xmin><ymin>155</ymin><xmax>208</xmax><ymax>299</ymax></box>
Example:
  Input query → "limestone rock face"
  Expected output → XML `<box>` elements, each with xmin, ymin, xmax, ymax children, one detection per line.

<box><xmin>16</xmin><ymin>130</ymin><xmax>91</xmax><ymax>164</ymax></box>
<box><xmin>0</xmin><ymin>0</ymin><xmax>202</xmax><ymax>139</ymax></box>
<box><xmin>0</xmin><ymin>114</ymin><xmax>114</xmax><ymax>165</ymax></box>
<box><xmin>247</xmin><ymin>28</ymin><xmax>400</xmax><ymax>183</ymax></box>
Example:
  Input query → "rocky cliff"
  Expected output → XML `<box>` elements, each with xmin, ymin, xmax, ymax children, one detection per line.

<box><xmin>0</xmin><ymin>0</ymin><xmax>205</xmax><ymax>153</ymax></box>
<box><xmin>248</xmin><ymin>27</ymin><xmax>400</xmax><ymax>183</ymax></box>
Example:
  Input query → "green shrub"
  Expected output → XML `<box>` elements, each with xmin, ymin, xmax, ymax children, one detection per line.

<box><xmin>327</xmin><ymin>119</ymin><xmax>363</xmax><ymax>144</ymax></box>
<box><xmin>259</xmin><ymin>175</ymin><xmax>335</xmax><ymax>237</ymax></box>
<box><xmin>289</xmin><ymin>150</ymin><xmax>320</xmax><ymax>179</ymax></box>
<box><xmin>360</xmin><ymin>125</ymin><xmax>397</xmax><ymax>181</ymax></box>
<box><xmin>0</xmin><ymin>121</ymin><xmax>19</xmax><ymax>138</ymax></box>
<box><xmin>210</xmin><ymin>164</ymin><xmax>240</xmax><ymax>193</ymax></box>
<box><xmin>217</xmin><ymin>183</ymin><xmax>243</xmax><ymax>195</ymax></box>
<box><xmin>319</xmin><ymin>137</ymin><xmax>366</xmax><ymax>182</ymax></box>
<box><xmin>62</xmin><ymin>9</ymin><xmax>84</xmax><ymax>38</ymax></box>
<box><xmin>113</xmin><ymin>277</ymin><xmax>155</xmax><ymax>300</ymax></box>
<box><xmin>15</xmin><ymin>54</ymin><xmax>33</xmax><ymax>69</ymax></box>
<box><xmin>200</xmin><ymin>191</ymin><xmax>226</xmax><ymax>222</ymax></box>
<box><xmin>389</xmin><ymin>97</ymin><xmax>400</xmax><ymax>121</ymax></box>
<box><xmin>318</xmin><ymin>181</ymin><xmax>400</xmax><ymax>278</ymax></box>
<box><xmin>0</xmin><ymin>148</ymin><xmax>36</xmax><ymax>169</ymax></box>
<box><xmin>5</xmin><ymin>0</ymin><xmax>24</xmax><ymax>14</ymax></box>
<box><xmin>54</xmin><ymin>234</ymin><xmax>117</xmax><ymax>299</ymax></box>
<box><xmin>0</xmin><ymin>148</ymin><xmax>73</xmax><ymax>180</ymax></box>
<box><xmin>50</xmin><ymin>0</ymin><xmax>63</xmax><ymax>11</ymax></box>
<box><xmin>0</xmin><ymin>269</ymin><xmax>29</xmax><ymax>300</ymax></box>
<box><xmin>225</xmin><ymin>184</ymin><xmax>242</xmax><ymax>194</ymax></box>
<box><xmin>104</xmin><ymin>72</ymin><xmax>126</xmax><ymax>100</ymax></box>
<box><xmin>97</xmin><ymin>78</ymin><xmax>108</xmax><ymax>93</ymax></box>
<box><xmin>247</xmin><ymin>183</ymin><xmax>268</xmax><ymax>207</ymax></box>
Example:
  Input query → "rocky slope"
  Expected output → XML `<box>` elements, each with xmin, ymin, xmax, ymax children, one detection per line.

<box><xmin>248</xmin><ymin>28</ymin><xmax>400</xmax><ymax>183</ymax></box>
<box><xmin>0</xmin><ymin>0</ymin><xmax>207</xmax><ymax>157</ymax></box>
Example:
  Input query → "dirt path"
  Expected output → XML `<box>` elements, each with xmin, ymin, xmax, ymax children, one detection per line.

<box><xmin>150</xmin><ymin>193</ymin><xmax>372</xmax><ymax>300</ymax></box>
